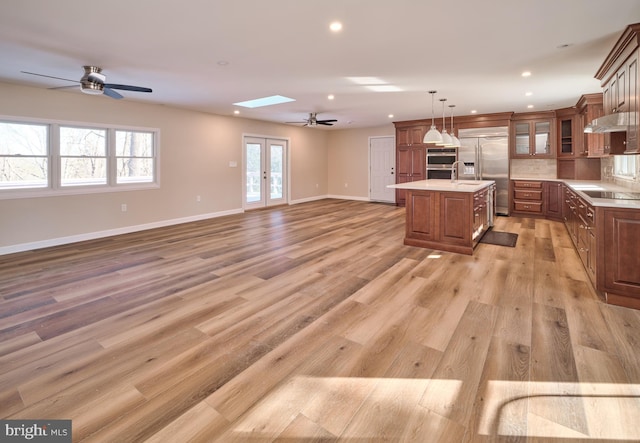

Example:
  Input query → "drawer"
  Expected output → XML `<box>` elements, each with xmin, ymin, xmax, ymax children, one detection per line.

<box><xmin>514</xmin><ymin>189</ymin><xmax>542</xmax><ymax>200</ymax></box>
<box><xmin>514</xmin><ymin>181</ymin><xmax>543</xmax><ymax>189</ymax></box>
<box><xmin>514</xmin><ymin>200</ymin><xmax>543</xmax><ymax>213</ymax></box>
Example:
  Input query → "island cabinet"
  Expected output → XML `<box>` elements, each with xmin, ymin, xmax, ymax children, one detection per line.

<box><xmin>595</xmin><ymin>23</ymin><xmax>640</xmax><ymax>153</ymax></box>
<box><xmin>510</xmin><ymin>111</ymin><xmax>556</xmax><ymax>159</ymax></box>
<box><xmin>397</xmin><ymin>181</ymin><xmax>495</xmax><ymax>255</ymax></box>
<box><xmin>598</xmin><ymin>207</ymin><xmax>640</xmax><ymax>309</ymax></box>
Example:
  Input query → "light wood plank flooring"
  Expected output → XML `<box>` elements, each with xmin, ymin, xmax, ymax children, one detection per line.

<box><xmin>1</xmin><ymin>199</ymin><xmax>640</xmax><ymax>442</ymax></box>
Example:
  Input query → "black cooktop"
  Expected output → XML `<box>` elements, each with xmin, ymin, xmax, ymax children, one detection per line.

<box><xmin>582</xmin><ymin>190</ymin><xmax>640</xmax><ymax>200</ymax></box>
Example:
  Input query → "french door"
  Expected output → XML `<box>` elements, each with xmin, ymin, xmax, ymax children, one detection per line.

<box><xmin>244</xmin><ymin>137</ymin><xmax>288</xmax><ymax>209</ymax></box>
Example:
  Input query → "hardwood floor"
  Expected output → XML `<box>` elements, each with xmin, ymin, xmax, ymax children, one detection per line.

<box><xmin>1</xmin><ymin>199</ymin><xmax>640</xmax><ymax>442</ymax></box>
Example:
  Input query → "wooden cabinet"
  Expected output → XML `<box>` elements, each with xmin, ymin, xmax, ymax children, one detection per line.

<box><xmin>403</xmin><ymin>187</ymin><xmax>492</xmax><ymax>255</ymax></box>
<box><xmin>510</xmin><ymin>112</ymin><xmax>556</xmax><ymax>158</ymax></box>
<box><xmin>544</xmin><ymin>181</ymin><xmax>563</xmax><ymax>221</ymax></box>
<box><xmin>511</xmin><ymin>180</ymin><xmax>544</xmax><ymax>215</ymax></box>
<box><xmin>397</xmin><ymin>125</ymin><xmax>426</xmax><ymax>147</ymax></box>
<box><xmin>556</xmin><ymin>99</ymin><xmax>602</xmax><ymax>179</ymax></box>
<box><xmin>599</xmin><ymin>207</ymin><xmax>640</xmax><ymax>309</ymax></box>
<box><xmin>563</xmin><ymin>186</ymin><xmax>596</xmax><ymax>286</ymax></box>
<box><xmin>595</xmin><ymin>23</ymin><xmax>640</xmax><ymax>153</ymax></box>
<box><xmin>576</xmin><ymin>93</ymin><xmax>605</xmax><ymax>157</ymax></box>
<box><xmin>472</xmin><ymin>186</ymin><xmax>491</xmax><ymax>241</ymax></box>
<box><xmin>556</xmin><ymin>107</ymin><xmax>578</xmax><ymax>158</ymax></box>
<box><xmin>396</xmin><ymin>145</ymin><xmax>425</xmax><ymax>206</ymax></box>
<box><xmin>394</xmin><ymin>122</ymin><xmax>428</xmax><ymax>206</ymax></box>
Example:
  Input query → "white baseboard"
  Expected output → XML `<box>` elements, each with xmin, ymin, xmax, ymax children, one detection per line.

<box><xmin>0</xmin><ymin>208</ymin><xmax>244</xmax><ymax>256</ymax></box>
<box><xmin>326</xmin><ymin>194</ymin><xmax>370</xmax><ymax>202</ymax></box>
<box><xmin>289</xmin><ymin>194</ymin><xmax>330</xmax><ymax>204</ymax></box>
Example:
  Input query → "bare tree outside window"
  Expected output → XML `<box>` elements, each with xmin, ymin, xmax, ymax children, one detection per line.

<box><xmin>0</xmin><ymin>122</ymin><xmax>48</xmax><ymax>189</ymax></box>
<box><xmin>60</xmin><ymin>127</ymin><xmax>107</xmax><ymax>186</ymax></box>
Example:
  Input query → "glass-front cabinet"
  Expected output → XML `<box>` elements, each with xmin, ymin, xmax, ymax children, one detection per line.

<box><xmin>510</xmin><ymin>112</ymin><xmax>556</xmax><ymax>159</ymax></box>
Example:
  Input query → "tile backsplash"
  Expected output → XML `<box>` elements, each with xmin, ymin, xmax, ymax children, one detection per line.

<box><xmin>510</xmin><ymin>159</ymin><xmax>557</xmax><ymax>179</ymax></box>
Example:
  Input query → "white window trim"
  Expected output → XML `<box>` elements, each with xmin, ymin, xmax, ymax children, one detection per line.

<box><xmin>0</xmin><ymin>115</ymin><xmax>160</xmax><ymax>200</ymax></box>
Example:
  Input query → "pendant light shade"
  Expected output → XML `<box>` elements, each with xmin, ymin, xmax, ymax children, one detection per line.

<box><xmin>437</xmin><ymin>98</ymin><xmax>453</xmax><ymax>147</ymax></box>
<box><xmin>449</xmin><ymin>104</ymin><xmax>461</xmax><ymax>148</ymax></box>
<box><xmin>423</xmin><ymin>91</ymin><xmax>443</xmax><ymax>144</ymax></box>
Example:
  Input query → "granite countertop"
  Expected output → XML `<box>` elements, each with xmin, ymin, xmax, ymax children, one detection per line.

<box><xmin>512</xmin><ymin>177</ymin><xmax>640</xmax><ymax>209</ymax></box>
<box><xmin>388</xmin><ymin>179</ymin><xmax>495</xmax><ymax>193</ymax></box>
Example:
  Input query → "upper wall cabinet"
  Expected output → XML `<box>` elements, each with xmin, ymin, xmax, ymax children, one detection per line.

<box><xmin>510</xmin><ymin>111</ymin><xmax>556</xmax><ymax>159</ymax></box>
<box><xmin>595</xmin><ymin>23</ymin><xmax>640</xmax><ymax>154</ymax></box>
<box><xmin>576</xmin><ymin>93</ymin><xmax>606</xmax><ymax>157</ymax></box>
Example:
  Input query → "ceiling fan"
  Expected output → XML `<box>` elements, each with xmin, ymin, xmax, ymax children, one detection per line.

<box><xmin>287</xmin><ymin>113</ymin><xmax>337</xmax><ymax>127</ymax></box>
<box><xmin>21</xmin><ymin>66</ymin><xmax>152</xmax><ymax>99</ymax></box>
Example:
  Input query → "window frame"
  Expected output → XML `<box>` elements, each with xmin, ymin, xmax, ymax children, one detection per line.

<box><xmin>0</xmin><ymin>115</ymin><xmax>160</xmax><ymax>200</ymax></box>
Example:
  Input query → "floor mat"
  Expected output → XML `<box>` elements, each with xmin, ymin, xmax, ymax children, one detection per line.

<box><xmin>479</xmin><ymin>229</ymin><xmax>518</xmax><ymax>247</ymax></box>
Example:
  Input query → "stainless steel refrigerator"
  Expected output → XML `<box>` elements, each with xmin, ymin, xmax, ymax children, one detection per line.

<box><xmin>457</xmin><ymin>127</ymin><xmax>510</xmax><ymax>215</ymax></box>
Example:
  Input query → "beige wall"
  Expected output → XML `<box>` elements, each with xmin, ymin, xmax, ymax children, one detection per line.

<box><xmin>0</xmin><ymin>82</ymin><xmax>331</xmax><ymax>252</ymax></box>
<box><xmin>327</xmin><ymin>124</ymin><xmax>395</xmax><ymax>199</ymax></box>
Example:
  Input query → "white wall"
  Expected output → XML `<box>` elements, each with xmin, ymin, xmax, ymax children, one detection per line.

<box><xmin>0</xmin><ymin>82</ymin><xmax>330</xmax><ymax>253</ymax></box>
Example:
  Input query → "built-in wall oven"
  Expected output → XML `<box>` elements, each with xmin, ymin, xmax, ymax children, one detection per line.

<box><xmin>426</xmin><ymin>147</ymin><xmax>456</xmax><ymax>179</ymax></box>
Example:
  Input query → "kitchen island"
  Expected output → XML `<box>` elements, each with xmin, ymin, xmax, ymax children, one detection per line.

<box><xmin>388</xmin><ymin>179</ymin><xmax>496</xmax><ymax>255</ymax></box>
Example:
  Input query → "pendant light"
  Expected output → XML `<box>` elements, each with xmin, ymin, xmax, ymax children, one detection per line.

<box><xmin>437</xmin><ymin>98</ymin><xmax>453</xmax><ymax>147</ymax></box>
<box><xmin>423</xmin><ymin>91</ymin><xmax>443</xmax><ymax>144</ymax></box>
<box><xmin>449</xmin><ymin>104</ymin><xmax>461</xmax><ymax>148</ymax></box>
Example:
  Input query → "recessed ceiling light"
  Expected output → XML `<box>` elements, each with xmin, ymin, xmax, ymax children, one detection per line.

<box><xmin>388</xmin><ymin>114</ymin><xmax>394</xmax><ymax>119</ymax></box>
<box><xmin>527</xmin><ymin>104</ymin><xmax>534</xmax><ymax>108</ymax></box>
<box><xmin>330</xmin><ymin>21</ymin><xmax>343</xmax><ymax>32</ymax></box>
<box><xmin>217</xmin><ymin>60</ymin><xmax>229</xmax><ymax>66</ymax></box>
<box><xmin>525</xmin><ymin>91</ymin><xmax>533</xmax><ymax>96</ymax></box>
<box><xmin>328</xmin><ymin>94</ymin><xmax>335</xmax><ymax>100</ymax></box>
<box><xmin>471</xmin><ymin>110</ymin><xmax>477</xmax><ymax>114</ymax></box>
<box><xmin>522</xmin><ymin>71</ymin><xmax>532</xmax><ymax>77</ymax></box>
<box><xmin>233</xmin><ymin>95</ymin><xmax>296</xmax><ymax>108</ymax></box>
<box><xmin>234</xmin><ymin>110</ymin><xmax>240</xmax><ymax>115</ymax></box>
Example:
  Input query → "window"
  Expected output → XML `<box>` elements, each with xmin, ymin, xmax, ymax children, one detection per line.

<box><xmin>614</xmin><ymin>155</ymin><xmax>637</xmax><ymax>179</ymax></box>
<box><xmin>0</xmin><ymin>121</ymin><xmax>49</xmax><ymax>189</ymax></box>
<box><xmin>60</xmin><ymin>126</ymin><xmax>107</xmax><ymax>186</ymax></box>
<box><xmin>0</xmin><ymin>116</ymin><xmax>158</xmax><ymax>199</ymax></box>
<box><xmin>116</xmin><ymin>130</ymin><xmax>154</xmax><ymax>184</ymax></box>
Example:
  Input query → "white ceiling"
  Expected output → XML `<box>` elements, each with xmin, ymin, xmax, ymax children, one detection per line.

<box><xmin>1</xmin><ymin>0</ymin><xmax>639</xmax><ymax>129</ymax></box>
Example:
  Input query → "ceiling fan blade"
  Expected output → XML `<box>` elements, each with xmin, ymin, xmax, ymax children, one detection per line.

<box><xmin>21</xmin><ymin>71</ymin><xmax>79</xmax><ymax>83</ymax></box>
<box><xmin>317</xmin><ymin>119</ymin><xmax>337</xmax><ymax>123</ymax></box>
<box><xmin>48</xmin><ymin>85</ymin><xmax>78</xmax><ymax>90</ymax></box>
<box><xmin>317</xmin><ymin>122</ymin><xmax>334</xmax><ymax>126</ymax></box>
<box><xmin>104</xmin><ymin>83</ymin><xmax>152</xmax><ymax>93</ymax></box>
<box><xmin>103</xmin><ymin>87</ymin><xmax>124</xmax><ymax>99</ymax></box>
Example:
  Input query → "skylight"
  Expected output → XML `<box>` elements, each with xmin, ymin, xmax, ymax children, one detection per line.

<box><xmin>233</xmin><ymin>95</ymin><xmax>295</xmax><ymax>108</ymax></box>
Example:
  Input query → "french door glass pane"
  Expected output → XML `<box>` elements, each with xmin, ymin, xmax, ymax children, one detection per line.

<box><xmin>270</xmin><ymin>144</ymin><xmax>283</xmax><ymax>199</ymax></box>
<box><xmin>246</xmin><ymin>143</ymin><xmax>262</xmax><ymax>203</ymax></box>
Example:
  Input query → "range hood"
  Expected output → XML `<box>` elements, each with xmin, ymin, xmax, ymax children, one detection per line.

<box><xmin>584</xmin><ymin>112</ymin><xmax>635</xmax><ymax>133</ymax></box>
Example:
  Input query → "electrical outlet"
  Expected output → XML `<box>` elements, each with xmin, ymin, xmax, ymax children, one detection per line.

<box><xmin>344</xmin><ymin>183</ymin><xmax>348</xmax><ymax>188</ymax></box>
<box><xmin>121</xmin><ymin>204</ymin><xmax>127</xmax><ymax>212</ymax></box>
<box><xmin>196</xmin><ymin>195</ymin><xmax>201</xmax><ymax>202</ymax></box>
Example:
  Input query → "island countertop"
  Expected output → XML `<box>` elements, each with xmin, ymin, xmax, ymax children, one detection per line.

<box><xmin>388</xmin><ymin>179</ymin><xmax>495</xmax><ymax>193</ymax></box>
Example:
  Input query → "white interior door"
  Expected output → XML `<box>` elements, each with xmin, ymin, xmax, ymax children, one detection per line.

<box><xmin>244</xmin><ymin>137</ymin><xmax>288</xmax><ymax>209</ymax></box>
<box><xmin>369</xmin><ymin>136</ymin><xmax>396</xmax><ymax>203</ymax></box>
